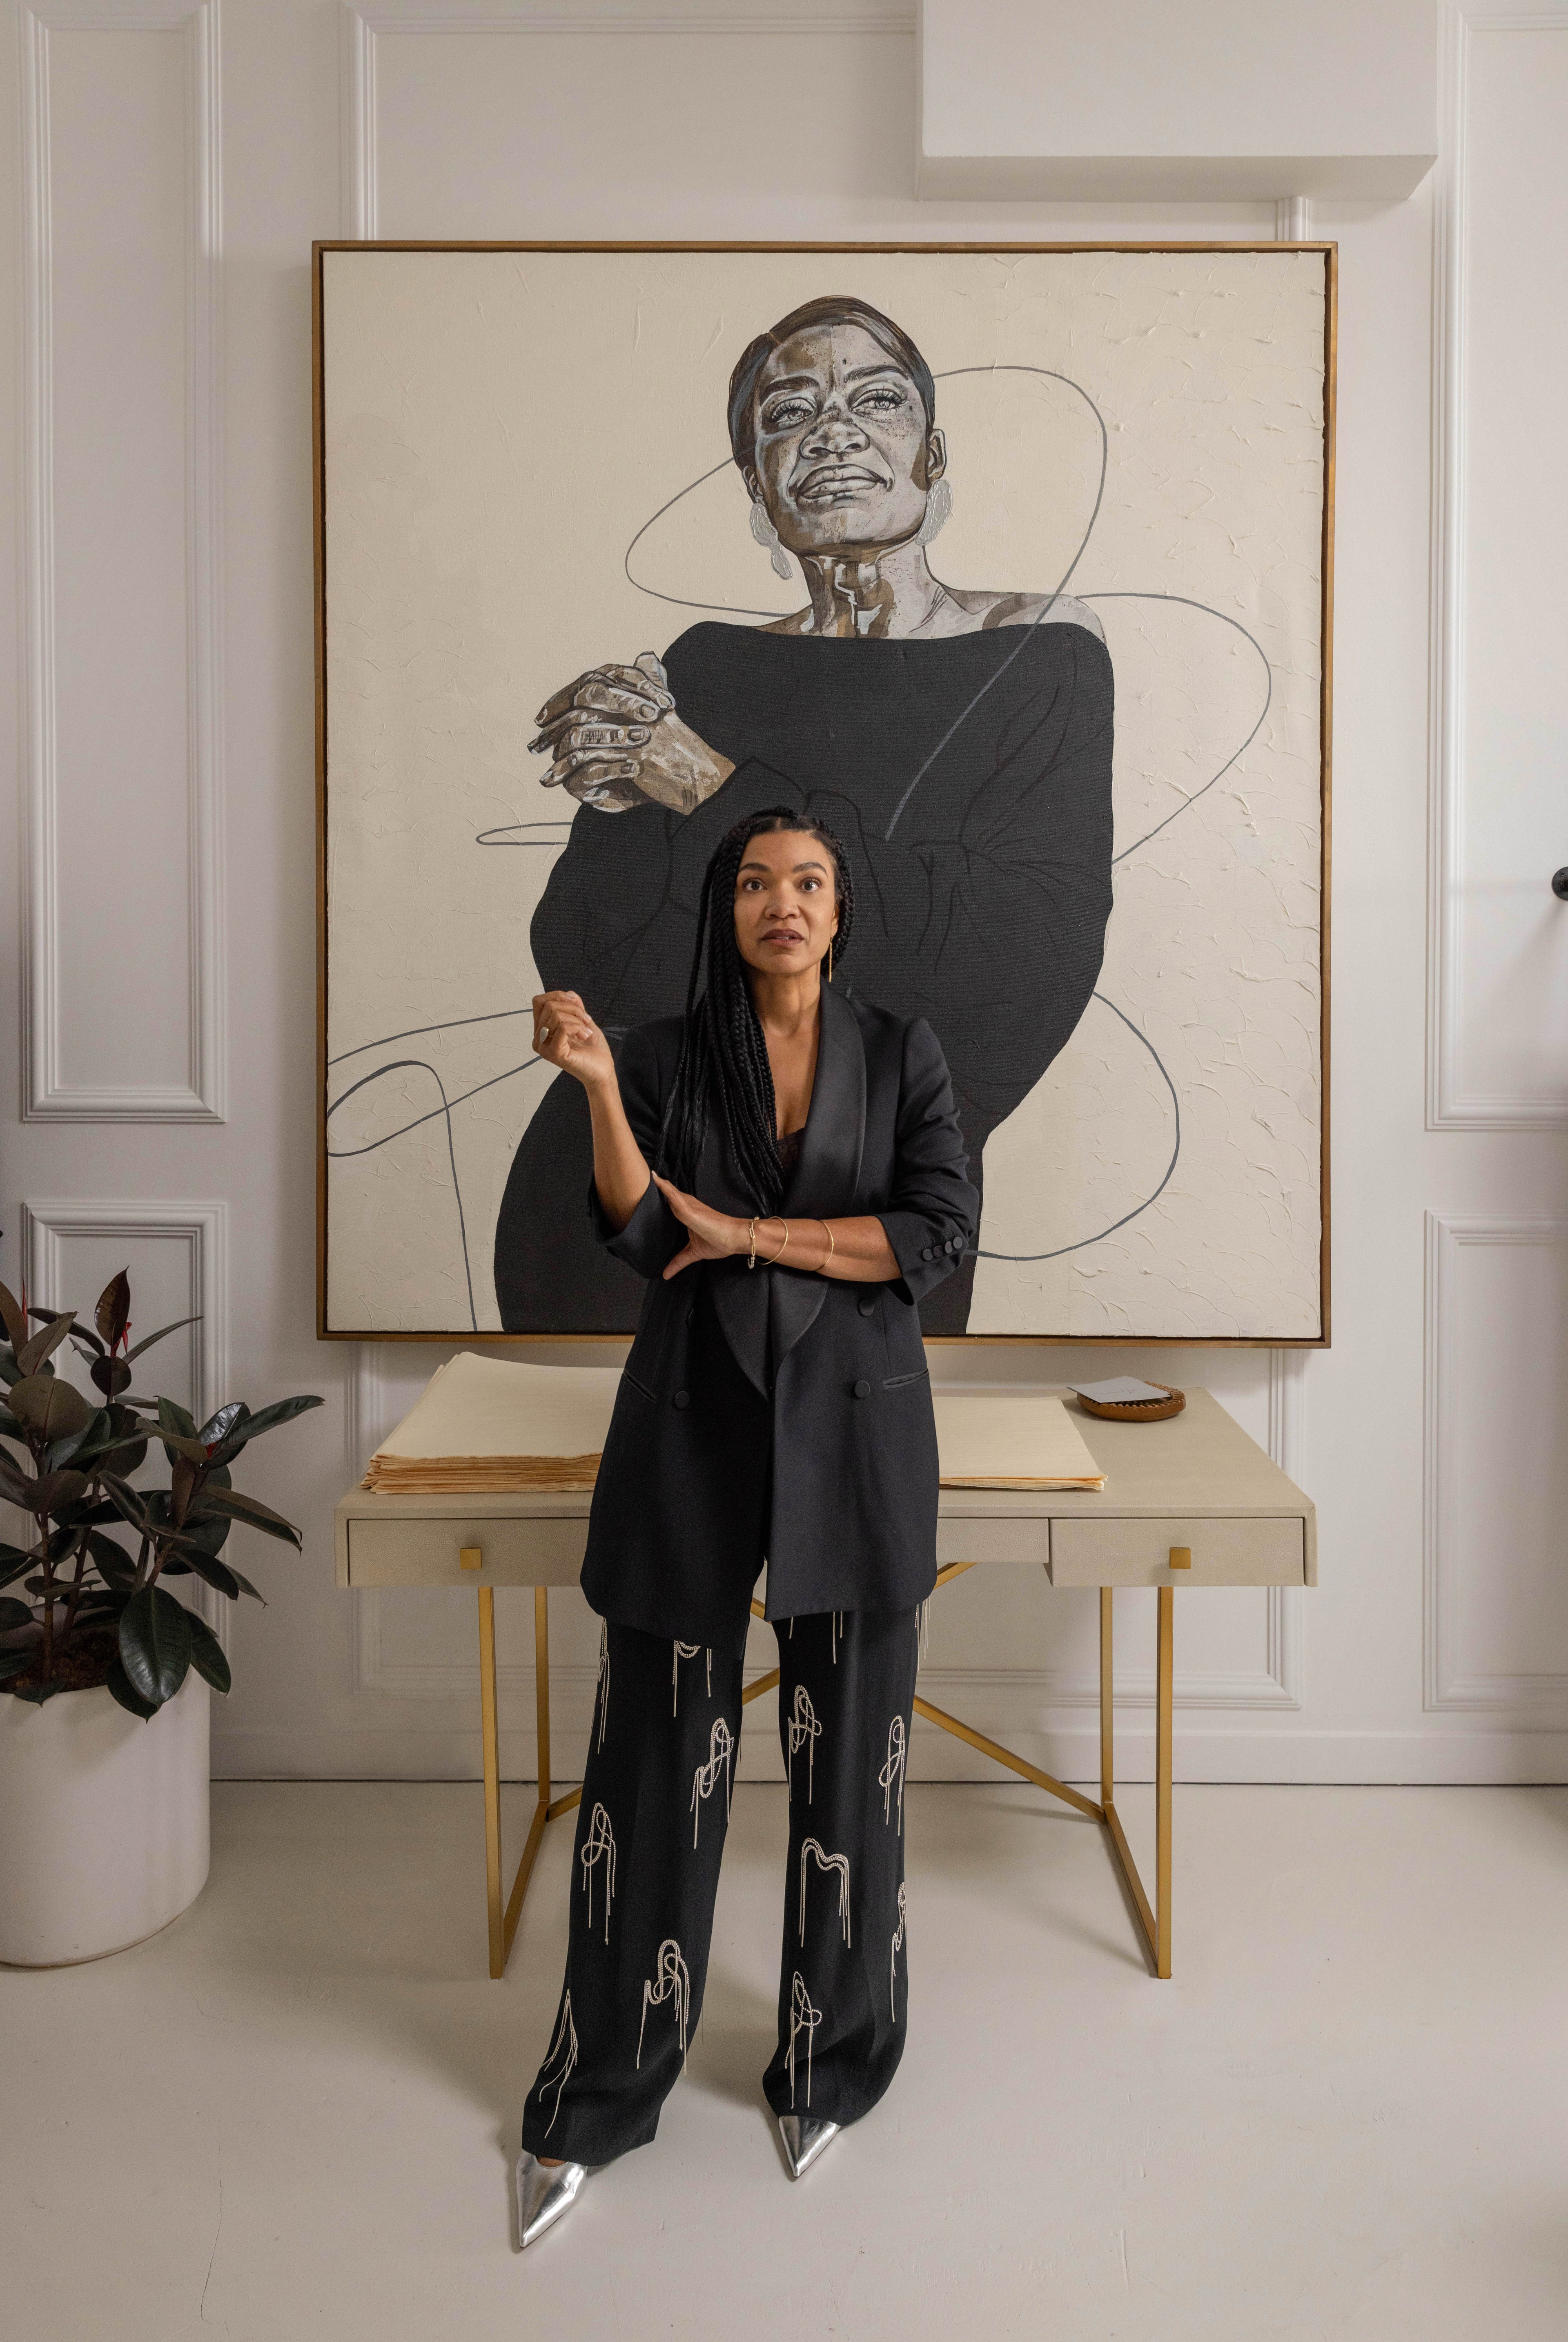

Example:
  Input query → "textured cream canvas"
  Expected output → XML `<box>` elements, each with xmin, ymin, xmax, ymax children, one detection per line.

<box><xmin>321</xmin><ymin>246</ymin><xmax>1328</xmax><ymax>1340</ymax></box>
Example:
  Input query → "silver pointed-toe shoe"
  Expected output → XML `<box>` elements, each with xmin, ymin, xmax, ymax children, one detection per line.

<box><xmin>776</xmin><ymin>2112</ymin><xmax>840</xmax><ymax>2180</ymax></box>
<box><xmin>516</xmin><ymin>2150</ymin><xmax>587</xmax><ymax>2248</ymax></box>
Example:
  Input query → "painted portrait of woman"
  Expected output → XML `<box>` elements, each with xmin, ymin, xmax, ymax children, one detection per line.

<box><xmin>494</xmin><ymin>294</ymin><xmax>1116</xmax><ymax>1335</ymax></box>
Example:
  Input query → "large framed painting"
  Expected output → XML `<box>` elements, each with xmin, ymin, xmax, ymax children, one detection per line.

<box><xmin>314</xmin><ymin>242</ymin><xmax>1334</xmax><ymax>1344</ymax></box>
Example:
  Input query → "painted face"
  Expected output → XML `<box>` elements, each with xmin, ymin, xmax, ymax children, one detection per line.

<box><xmin>732</xmin><ymin>831</ymin><xmax>840</xmax><ymax>978</ymax></box>
<box><xmin>746</xmin><ymin>321</ymin><xmax>943</xmax><ymax>560</ymax></box>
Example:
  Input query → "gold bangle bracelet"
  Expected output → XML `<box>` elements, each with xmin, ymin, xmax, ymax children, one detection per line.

<box><xmin>765</xmin><ymin>1216</ymin><xmax>789</xmax><ymax>1265</ymax></box>
<box><xmin>819</xmin><ymin>1218</ymin><xmax>835</xmax><ymax>1271</ymax></box>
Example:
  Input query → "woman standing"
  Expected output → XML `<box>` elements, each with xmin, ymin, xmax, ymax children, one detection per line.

<box><xmin>516</xmin><ymin>806</ymin><xmax>977</xmax><ymax>2247</ymax></box>
<box><xmin>495</xmin><ymin>292</ymin><xmax>1113</xmax><ymax>1338</ymax></box>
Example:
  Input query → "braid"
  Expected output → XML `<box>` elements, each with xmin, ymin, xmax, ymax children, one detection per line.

<box><xmin>661</xmin><ymin>807</ymin><xmax>855</xmax><ymax>1212</ymax></box>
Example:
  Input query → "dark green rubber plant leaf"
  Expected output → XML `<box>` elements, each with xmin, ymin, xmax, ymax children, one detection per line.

<box><xmin>105</xmin><ymin>1653</ymin><xmax>158</xmax><ymax>1720</ymax></box>
<box><xmin>0</xmin><ymin>1279</ymin><xmax>29</xmax><ymax>1353</ymax></box>
<box><xmin>118</xmin><ymin>1586</ymin><xmax>193</xmax><ymax>1708</ymax></box>
<box><xmin>124</xmin><ymin>1316</ymin><xmax>200</xmax><ymax>1365</ymax></box>
<box><xmin>167</xmin><ymin>1548</ymin><xmax>240</xmax><ymax>1599</ymax></box>
<box><xmin>95</xmin><ymin>1271</ymin><xmax>131</xmax><ymax>1354</ymax></box>
<box><xmin>214</xmin><ymin>1394</ymin><xmax>323</xmax><ymax>1456</ymax></box>
<box><xmin>189</xmin><ymin>1486</ymin><xmax>302</xmax><ymax>1547</ymax></box>
<box><xmin>7</xmin><ymin>1374</ymin><xmax>92</xmax><ymax>1442</ymax></box>
<box><xmin>185</xmin><ymin>1610</ymin><xmax>232</xmax><ymax>1696</ymax></box>
<box><xmin>16</xmin><ymin>1312</ymin><xmax>76</xmax><ymax>1378</ymax></box>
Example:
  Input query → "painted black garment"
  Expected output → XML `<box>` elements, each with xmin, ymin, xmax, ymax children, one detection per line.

<box><xmin>494</xmin><ymin>619</ymin><xmax>1114</xmax><ymax>1334</ymax></box>
<box><xmin>520</xmin><ymin>1608</ymin><xmax>919</xmax><ymax>2167</ymax></box>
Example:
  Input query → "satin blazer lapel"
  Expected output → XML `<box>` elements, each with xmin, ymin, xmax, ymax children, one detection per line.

<box><xmin>698</xmin><ymin>987</ymin><xmax>869</xmax><ymax>1394</ymax></box>
<box><xmin>697</xmin><ymin>1118</ymin><xmax>773</xmax><ymax>1399</ymax></box>
<box><xmin>769</xmin><ymin>984</ymin><xmax>868</xmax><ymax>1370</ymax></box>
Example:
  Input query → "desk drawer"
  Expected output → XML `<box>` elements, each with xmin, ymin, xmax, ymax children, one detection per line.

<box><xmin>935</xmin><ymin>1517</ymin><xmax>1051</xmax><ymax>1568</ymax></box>
<box><xmin>1049</xmin><ymin>1517</ymin><xmax>1305</xmax><ymax>1587</ymax></box>
<box><xmin>347</xmin><ymin>1517</ymin><xmax>588</xmax><ymax>1588</ymax></box>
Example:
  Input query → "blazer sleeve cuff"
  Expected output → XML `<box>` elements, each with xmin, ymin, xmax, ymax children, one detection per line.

<box><xmin>588</xmin><ymin>1172</ymin><xmax>682</xmax><ymax>1280</ymax></box>
<box><xmin>876</xmin><ymin>1209</ymin><xmax>969</xmax><ymax>1307</ymax></box>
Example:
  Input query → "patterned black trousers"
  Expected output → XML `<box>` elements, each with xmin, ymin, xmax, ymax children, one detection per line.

<box><xmin>521</xmin><ymin>1607</ymin><xmax>919</xmax><ymax>2166</ymax></box>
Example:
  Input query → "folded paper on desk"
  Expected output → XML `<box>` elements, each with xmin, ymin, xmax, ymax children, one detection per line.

<box><xmin>363</xmin><ymin>1353</ymin><xmax>619</xmax><ymax>1492</ymax></box>
<box><xmin>935</xmin><ymin>1393</ymin><xmax>1106</xmax><ymax>1490</ymax></box>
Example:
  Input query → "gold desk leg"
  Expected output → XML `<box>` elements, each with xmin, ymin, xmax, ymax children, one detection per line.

<box><xmin>476</xmin><ymin>1584</ymin><xmax>581</xmax><ymax>1981</ymax></box>
<box><xmin>912</xmin><ymin>1693</ymin><xmax>1103</xmax><ymax>1822</ymax></box>
<box><xmin>1099</xmin><ymin>1586</ymin><xmax>1114</xmax><ymax>1807</ymax></box>
<box><xmin>1156</xmin><ymin>1584</ymin><xmax>1174</xmax><ymax>1980</ymax></box>
<box><xmin>477</xmin><ymin>1587</ymin><xmax>506</xmax><ymax>1979</ymax></box>
<box><xmin>1095</xmin><ymin>1581</ymin><xmax>1173</xmax><ymax>1977</ymax></box>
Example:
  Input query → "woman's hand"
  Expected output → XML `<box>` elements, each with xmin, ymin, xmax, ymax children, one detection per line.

<box><xmin>653</xmin><ymin>1175</ymin><xmax>746</xmax><ymax>1279</ymax></box>
<box><xmin>532</xmin><ymin>990</ymin><xmax>617</xmax><ymax>1091</ymax></box>
<box><xmin>530</xmin><ymin>653</ymin><xmax>735</xmax><ymax>816</ymax></box>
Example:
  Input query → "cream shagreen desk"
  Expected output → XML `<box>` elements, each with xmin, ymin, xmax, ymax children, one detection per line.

<box><xmin>334</xmin><ymin>1389</ymin><xmax>1314</xmax><ymax>1983</ymax></box>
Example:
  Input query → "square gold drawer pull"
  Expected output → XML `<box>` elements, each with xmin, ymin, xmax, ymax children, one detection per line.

<box><xmin>1168</xmin><ymin>1546</ymin><xmax>1192</xmax><ymax>1570</ymax></box>
<box><xmin>460</xmin><ymin>1547</ymin><xmax>483</xmax><ymax>1572</ymax></box>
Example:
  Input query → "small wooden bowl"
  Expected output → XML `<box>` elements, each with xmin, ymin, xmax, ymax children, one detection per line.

<box><xmin>1071</xmin><ymin>1383</ymin><xmax>1186</xmax><ymax>1423</ymax></box>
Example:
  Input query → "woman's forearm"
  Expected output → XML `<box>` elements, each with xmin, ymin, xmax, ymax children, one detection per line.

<box><xmin>754</xmin><ymin>1215</ymin><xmax>898</xmax><ymax>1282</ymax></box>
<box><xmin>584</xmin><ymin>1074</ymin><xmax>653</xmax><ymax>1233</ymax></box>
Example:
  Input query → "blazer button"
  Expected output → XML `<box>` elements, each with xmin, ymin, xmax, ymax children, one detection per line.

<box><xmin>857</xmin><ymin>1295</ymin><xmax>875</xmax><ymax>1316</ymax></box>
<box><xmin>921</xmin><ymin>1246</ymin><xmax>933</xmax><ymax>1261</ymax></box>
<box><xmin>854</xmin><ymin>1379</ymin><xmax>871</xmax><ymax>1399</ymax></box>
<box><xmin>673</xmin><ymin>1390</ymin><xmax>690</xmax><ymax>1409</ymax></box>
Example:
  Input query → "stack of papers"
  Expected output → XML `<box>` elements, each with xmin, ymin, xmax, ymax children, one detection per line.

<box><xmin>935</xmin><ymin>1392</ymin><xmax>1106</xmax><ymax>1490</ymax></box>
<box><xmin>364</xmin><ymin>1354</ymin><xmax>621</xmax><ymax>1493</ymax></box>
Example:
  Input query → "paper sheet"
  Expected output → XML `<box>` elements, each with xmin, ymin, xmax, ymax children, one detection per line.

<box><xmin>935</xmin><ymin>1392</ymin><xmax>1106</xmax><ymax>1489</ymax></box>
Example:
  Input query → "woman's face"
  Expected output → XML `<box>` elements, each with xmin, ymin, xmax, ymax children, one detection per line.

<box><xmin>746</xmin><ymin>321</ymin><xmax>944</xmax><ymax>560</ymax></box>
<box><xmin>732</xmin><ymin>830</ymin><xmax>840</xmax><ymax>981</ymax></box>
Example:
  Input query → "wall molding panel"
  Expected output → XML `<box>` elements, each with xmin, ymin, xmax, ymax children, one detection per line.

<box><xmin>337</xmin><ymin>1</ymin><xmax>914</xmax><ymax>236</ymax></box>
<box><xmin>20</xmin><ymin>0</ymin><xmax>227</xmax><ymax>1123</ymax></box>
<box><xmin>1424</xmin><ymin>1211</ymin><xmax>1568</xmax><ymax>1714</ymax></box>
<box><xmin>1427</xmin><ymin>2</ymin><xmax>1568</xmax><ymax>1129</ymax></box>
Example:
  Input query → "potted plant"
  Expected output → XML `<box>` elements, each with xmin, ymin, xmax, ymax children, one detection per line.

<box><xmin>0</xmin><ymin>1271</ymin><xmax>321</xmax><ymax>1967</ymax></box>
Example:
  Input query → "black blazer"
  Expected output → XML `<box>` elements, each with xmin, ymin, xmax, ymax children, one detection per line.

<box><xmin>579</xmin><ymin>986</ymin><xmax>979</xmax><ymax>1653</ymax></box>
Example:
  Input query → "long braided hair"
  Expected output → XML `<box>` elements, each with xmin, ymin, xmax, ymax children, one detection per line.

<box><xmin>661</xmin><ymin>808</ymin><xmax>856</xmax><ymax>1215</ymax></box>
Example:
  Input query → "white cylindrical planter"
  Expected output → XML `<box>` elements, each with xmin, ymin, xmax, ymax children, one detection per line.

<box><xmin>0</xmin><ymin>1672</ymin><xmax>210</xmax><ymax>1967</ymax></box>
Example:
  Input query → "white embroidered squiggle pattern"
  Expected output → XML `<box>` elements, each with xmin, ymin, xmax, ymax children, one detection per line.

<box><xmin>799</xmin><ymin>1837</ymin><xmax>851</xmax><ymax>1947</ymax></box>
<box><xmin>890</xmin><ymin>1881</ymin><xmax>907</xmax><ymax>2019</ymax></box>
<box><xmin>595</xmin><ymin>1621</ymin><xmax>610</xmax><ymax>1751</ymax></box>
<box><xmin>636</xmin><ymin>1937</ymin><xmax>691</xmax><ymax>2070</ymax></box>
<box><xmin>787</xmin><ymin>1684</ymin><xmax>821</xmax><ymax>1804</ymax></box>
<box><xmin>788</xmin><ymin>1971</ymin><xmax>822</xmax><ymax>2109</ymax></box>
<box><xmin>690</xmin><ymin>1715</ymin><xmax>735</xmax><ymax>1847</ymax></box>
<box><xmin>879</xmin><ymin>1714</ymin><xmax>908</xmax><ymax>1832</ymax></box>
<box><xmin>579</xmin><ymin>1802</ymin><xmax>617</xmax><ymax>1943</ymax></box>
<box><xmin>538</xmin><ymin>1990</ymin><xmax>578</xmax><ymax>2138</ymax></box>
<box><xmin>672</xmin><ymin>1640</ymin><xmax>701</xmax><ymax>1716</ymax></box>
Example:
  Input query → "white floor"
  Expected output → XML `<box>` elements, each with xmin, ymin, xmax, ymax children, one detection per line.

<box><xmin>7</xmin><ymin>1781</ymin><xmax>1568</xmax><ymax>2341</ymax></box>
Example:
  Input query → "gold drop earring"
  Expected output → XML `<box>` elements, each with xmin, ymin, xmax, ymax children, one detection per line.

<box><xmin>826</xmin><ymin>936</ymin><xmax>835</xmax><ymax>985</ymax></box>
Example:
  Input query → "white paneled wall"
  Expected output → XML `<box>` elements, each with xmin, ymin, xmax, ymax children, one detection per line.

<box><xmin>2</xmin><ymin>0</ymin><xmax>1564</xmax><ymax>1788</ymax></box>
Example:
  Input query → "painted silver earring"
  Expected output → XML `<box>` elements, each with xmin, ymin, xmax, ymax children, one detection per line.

<box><xmin>750</xmin><ymin>500</ymin><xmax>794</xmax><ymax>580</ymax></box>
<box><xmin>913</xmin><ymin>477</ymin><xmax>952</xmax><ymax>547</ymax></box>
